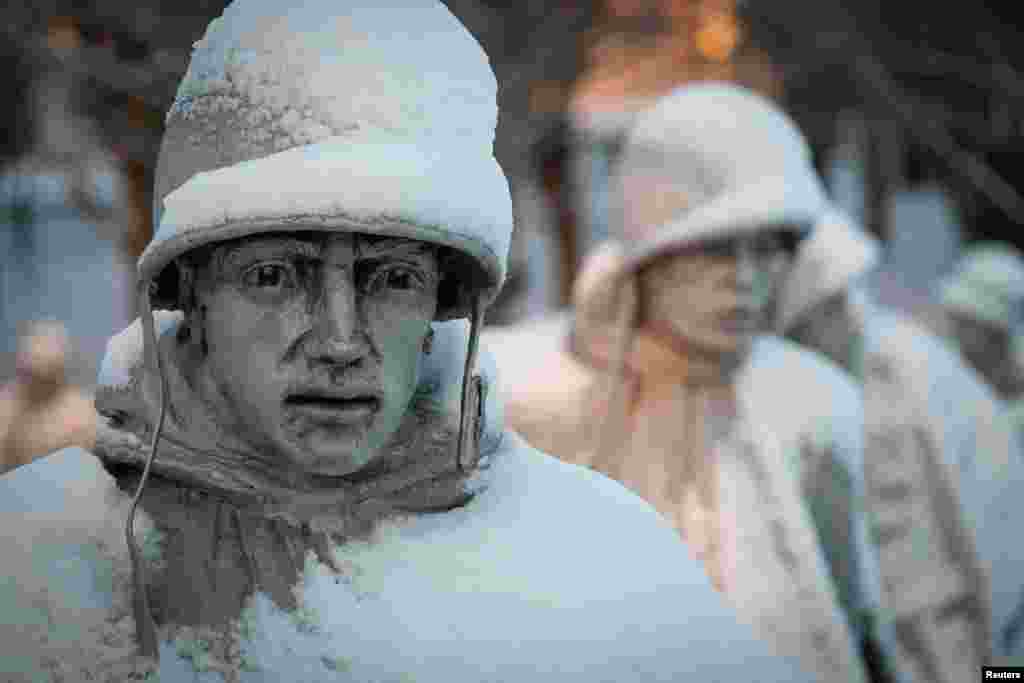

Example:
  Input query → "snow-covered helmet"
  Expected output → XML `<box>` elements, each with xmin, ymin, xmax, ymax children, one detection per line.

<box><xmin>144</xmin><ymin>0</ymin><xmax>512</xmax><ymax>320</ymax></box>
<box><xmin>775</xmin><ymin>208</ymin><xmax>881</xmax><ymax>334</ymax></box>
<box><xmin>940</xmin><ymin>242</ymin><xmax>1024</xmax><ymax>331</ymax></box>
<box><xmin>610</xmin><ymin>82</ymin><xmax>828</xmax><ymax>274</ymax></box>
<box><xmin>127</xmin><ymin>0</ymin><xmax>511</xmax><ymax>658</ymax></box>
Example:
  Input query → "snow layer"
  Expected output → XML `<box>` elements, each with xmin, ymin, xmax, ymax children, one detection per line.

<box><xmin>222</xmin><ymin>439</ymin><xmax>818</xmax><ymax>683</ymax></box>
<box><xmin>97</xmin><ymin>310</ymin><xmax>183</xmax><ymax>390</ymax></box>
<box><xmin>612</xmin><ymin>83</ymin><xmax>827</xmax><ymax>270</ymax></box>
<box><xmin>150</xmin><ymin>130</ymin><xmax>512</xmax><ymax>292</ymax></box>
<box><xmin>170</xmin><ymin>1</ymin><xmax>497</xmax><ymax>149</ymax></box>
<box><xmin>869</xmin><ymin>309</ymin><xmax>1024</xmax><ymax>659</ymax></box>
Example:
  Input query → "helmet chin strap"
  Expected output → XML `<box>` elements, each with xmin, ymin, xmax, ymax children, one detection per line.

<box><xmin>591</xmin><ymin>272</ymin><xmax>639</xmax><ymax>480</ymax></box>
<box><xmin>457</xmin><ymin>294</ymin><xmax>487</xmax><ymax>471</ymax></box>
<box><xmin>129</xmin><ymin>280</ymin><xmax>166</xmax><ymax>662</ymax></box>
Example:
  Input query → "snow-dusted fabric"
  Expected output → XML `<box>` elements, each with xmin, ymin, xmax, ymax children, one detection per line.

<box><xmin>860</xmin><ymin>307</ymin><xmax>1024</xmax><ymax>667</ymax></box>
<box><xmin>778</xmin><ymin>208</ymin><xmax>1024</xmax><ymax>668</ymax></box>
<box><xmin>776</xmin><ymin>209</ymin><xmax>880</xmax><ymax>335</ymax></box>
<box><xmin>0</xmin><ymin>318</ymin><xmax>819</xmax><ymax>682</ymax></box>
<box><xmin>486</xmin><ymin>314</ymin><xmax>875</xmax><ymax>683</ymax></box>
<box><xmin>144</xmin><ymin>0</ymin><xmax>513</xmax><ymax>318</ymax></box>
<box><xmin>609</xmin><ymin>83</ymin><xmax>828</xmax><ymax>274</ymax></box>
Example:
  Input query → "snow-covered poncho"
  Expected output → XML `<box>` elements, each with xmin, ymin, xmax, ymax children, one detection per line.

<box><xmin>859</xmin><ymin>306</ymin><xmax>1024</xmax><ymax>668</ymax></box>
<box><xmin>777</xmin><ymin>207</ymin><xmax>1024</xmax><ymax>675</ymax></box>
<box><xmin>485</xmin><ymin>317</ymin><xmax>880</xmax><ymax>683</ymax></box>
<box><xmin>0</xmin><ymin>316</ymin><xmax>817</xmax><ymax>683</ymax></box>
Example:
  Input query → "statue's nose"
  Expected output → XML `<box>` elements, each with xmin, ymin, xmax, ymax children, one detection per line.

<box><xmin>308</xmin><ymin>268</ymin><xmax>370</xmax><ymax>367</ymax></box>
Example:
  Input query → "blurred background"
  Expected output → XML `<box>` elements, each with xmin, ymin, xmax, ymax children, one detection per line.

<box><xmin>2</xmin><ymin>0</ymin><xmax>1023</xmax><ymax>383</ymax></box>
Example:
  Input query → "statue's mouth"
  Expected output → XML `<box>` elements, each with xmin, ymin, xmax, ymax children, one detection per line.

<box><xmin>283</xmin><ymin>388</ymin><xmax>383</xmax><ymax>423</ymax></box>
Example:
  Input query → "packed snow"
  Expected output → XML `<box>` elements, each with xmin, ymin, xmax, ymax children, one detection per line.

<box><xmin>154</xmin><ymin>130</ymin><xmax>513</xmax><ymax>277</ymax></box>
<box><xmin>170</xmin><ymin>1</ymin><xmax>497</xmax><ymax>150</ymax></box>
<box><xmin>97</xmin><ymin>310</ymin><xmax>183</xmax><ymax>390</ymax></box>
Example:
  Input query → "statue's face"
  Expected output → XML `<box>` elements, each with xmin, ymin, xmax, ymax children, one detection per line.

<box><xmin>639</xmin><ymin>231</ymin><xmax>793</xmax><ymax>357</ymax></box>
<box><xmin>189</xmin><ymin>232</ymin><xmax>440</xmax><ymax>477</ymax></box>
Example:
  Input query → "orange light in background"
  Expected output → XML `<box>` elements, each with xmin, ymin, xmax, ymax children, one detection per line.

<box><xmin>47</xmin><ymin>16</ymin><xmax>81</xmax><ymax>52</ymax></box>
<box><xmin>695</xmin><ymin>11</ymin><xmax>740</xmax><ymax>63</ymax></box>
<box><xmin>530</xmin><ymin>80</ymin><xmax>568</xmax><ymax>114</ymax></box>
<box><xmin>127</xmin><ymin>96</ymin><xmax>150</xmax><ymax>129</ymax></box>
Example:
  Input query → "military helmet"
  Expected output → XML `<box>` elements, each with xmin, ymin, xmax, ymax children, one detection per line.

<box><xmin>610</xmin><ymin>82</ymin><xmax>828</xmax><ymax>275</ymax></box>
<box><xmin>141</xmin><ymin>0</ymin><xmax>513</xmax><ymax>321</ymax></box>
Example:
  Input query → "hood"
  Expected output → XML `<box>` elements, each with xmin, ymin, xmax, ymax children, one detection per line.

<box><xmin>93</xmin><ymin>313</ymin><xmax>504</xmax><ymax>533</ymax></box>
<box><xmin>610</xmin><ymin>83</ymin><xmax>828</xmax><ymax>274</ymax></box>
<box><xmin>776</xmin><ymin>208</ymin><xmax>881</xmax><ymax>334</ymax></box>
<box><xmin>143</xmin><ymin>0</ymin><xmax>513</xmax><ymax>320</ymax></box>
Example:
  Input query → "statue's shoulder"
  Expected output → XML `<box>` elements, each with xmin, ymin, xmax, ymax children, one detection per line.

<box><xmin>748</xmin><ymin>335</ymin><xmax>858</xmax><ymax>392</ymax></box>
<box><xmin>484</xmin><ymin>433</ymin><xmax>687</xmax><ymax>551</ymax></box>
<box><xmin>444</xmin><ymin>436</ymin><xmax>816</xmax><ymax>681</ymax></box>
<box><xmin>0</xmin><ymin>448</ymin><xmax>147</xmax><ymax>680</ymax></box>
<box><xmin>477</xmin><ymin>436</ymin><xmax>738</xmax><ymax>605</ymax></box>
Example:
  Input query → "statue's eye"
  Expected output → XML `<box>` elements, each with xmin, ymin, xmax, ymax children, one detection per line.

<box><xmin>242</xmin><ymin>262</ymin><xmax>296</xmax><ymax>292</ymax></box>
<box><xmin>385</xmin><ymin>268</ymin><xmax>415</xmax><ymax>290</ymax></box>
<box><xmin>752</xmin><ymin>234</ymin><xmax>783</xmax><ymax>256</ymax></box>
<box><xmin>365</xmin><ymin>265</ymin><xmax>425</xmax><ymax>295</ymax></box>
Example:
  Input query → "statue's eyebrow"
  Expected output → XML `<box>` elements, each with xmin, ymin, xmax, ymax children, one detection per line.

<box><xmin>357</xmin><ymin>238</ymin><xmax>436</xmax><ymax>264</ymax></box>
<box><xmin>218</xmin><ymin>237</ymin><xmax>321</xmax><ymax>271</ymax></box>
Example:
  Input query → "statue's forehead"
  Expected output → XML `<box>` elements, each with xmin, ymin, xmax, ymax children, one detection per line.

<box><xmin>212</xmin><ymin>233</ymin><xmax>435</xmax><ymax>269</ymax></box>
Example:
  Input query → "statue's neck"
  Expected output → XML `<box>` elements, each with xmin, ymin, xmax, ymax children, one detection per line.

<box><xmin>122</xmin><ymin>474</ymin><xmax>339</xmax><ymax>631</ymax></box>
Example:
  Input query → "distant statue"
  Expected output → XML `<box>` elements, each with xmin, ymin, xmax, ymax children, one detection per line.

<box><xmin>487</xmin><ymin>83</ymin><xmax>894</xmax><ymax>683</ymax></box>
<box><xmin>938</xmin><ymin>242</ymin><xmax>1024</xmax><ymax>400</ymax></box>
<box><xmin>779</xmin><ymin>211</ymin><xmax>1024</xmax><ymax>674</ymax></box>
<box><xmin>0</xmin><ymin>321</ymin><xmax>95</xmax><ymax>473</ymax></box>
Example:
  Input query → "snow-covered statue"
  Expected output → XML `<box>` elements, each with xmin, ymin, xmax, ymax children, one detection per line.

<box><xmin>486</xmin><ymin>83</ymin><xmax>890</xmax><ymax>683</ymax></box>
<box><xmin>0</xmin><ymin>4</ymin><xmax>821</xmax><ymax>682</ymax></box>
<box><xmin>778</xmin><ymin>211</ymin><xmax>1024</xmax><ymax>670</ymax></box>
<box><xmin>938</xmin><ymin>242</ymin><xmax>1024</xmax><ymax>400</ymax></box>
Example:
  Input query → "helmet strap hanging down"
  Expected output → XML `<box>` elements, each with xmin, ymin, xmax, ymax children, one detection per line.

<box><xmin>591</xmin><ymin>273</ymin><xmax>638</xmax><ymax>480</ymax></box>
<box><xmin>128</xmin><ymin>281</ymin><xmax>167</xmax><ymax>662</ymax></box>
<box><xmin>457</xmin><ymin>294</ymin><xmax>487</xmax><ymax>471</ymax></box>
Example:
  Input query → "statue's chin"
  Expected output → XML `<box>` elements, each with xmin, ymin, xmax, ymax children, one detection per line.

<box><xmin>273</xmin><ymin>433</ymin><xmax>380</xmax><ymax>481</ymax></box>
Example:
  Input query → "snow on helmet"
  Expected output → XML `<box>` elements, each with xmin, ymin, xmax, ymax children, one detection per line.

<box><xmin>940</xmin><ymin>242</ymin><xmax>1024</xmax><ymax>330</ymax></box>
<box><xmin>776</xmin><ymin>208</ymin><xmax>881</xmax><ymax>334</ymax></box>
<box><xmin>611</xmin><ymin>82</ymin><xmax>828</xmax><ymax>274</ymax></box>
<box><xmin>142</xmin><ymin>0</ymin><xmax>513</xmax><ymax>320</ymax></box>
